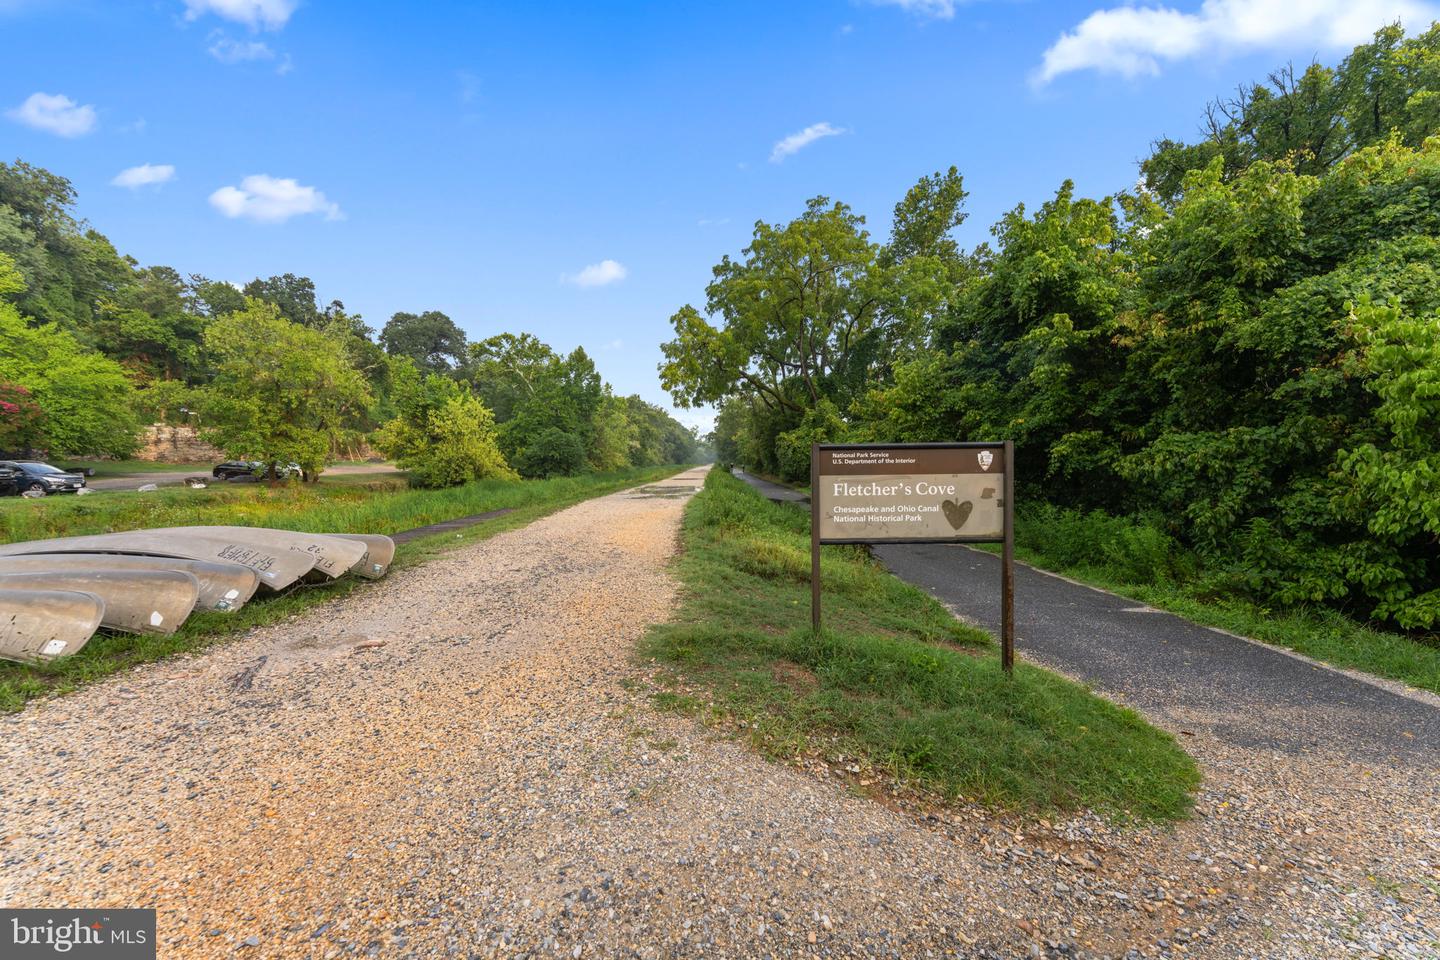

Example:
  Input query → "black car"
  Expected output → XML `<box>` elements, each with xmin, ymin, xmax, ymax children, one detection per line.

<box><xmin>0</xmin><ymin>461</ymin><xmax>87</xmax><ymax>496</ymax></box>
<box><xmin>212</xmin><ymin>460</ymin><xmax>304</xmax><ymax>481</ymax></box>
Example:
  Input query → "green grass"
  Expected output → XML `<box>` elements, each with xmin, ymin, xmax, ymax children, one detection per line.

<box><xmin>54</xmin><ymin>459</ymin><xmax>214</xmax><ymax>476</ymax></box>
<box><xmin>0</xmin><ymin>465</ymin><xmax>687</xmax><ymax>712</ymax></box>
<box><xmin>731</xmin><ymin>469</ymin><xmax>1440</xmax><ymax>696</ymax></box>
<box><xmin>641</xmin><ymin>470</ymin><xmax>1199</xmax><ymax>821</ymax></box>
<box><xmin>1004</xmin><ymin>507</ymin><xmax>1440</xmax><ymax>695</ymax></box>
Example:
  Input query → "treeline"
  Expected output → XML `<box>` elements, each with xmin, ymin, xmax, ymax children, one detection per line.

<box><xmin>664</xmin><ymin>24</ymin><xmax>1440</xmax><ymax>630</ymax></box>
<box><xmin>0</xmin><ymin>162</ymin><xmax>699</xmax><ymax>483</ymax></box>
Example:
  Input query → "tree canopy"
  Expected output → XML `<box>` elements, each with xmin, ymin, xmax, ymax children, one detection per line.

<box><xmin>683</xmin><ymin>24</ymin><xmax>1440</xmax><ymax>630</ymax></box>
<box><xmin>199</xmin><ymin>299</ymin><xmax>373</xmax><ymax>479</ymax></box>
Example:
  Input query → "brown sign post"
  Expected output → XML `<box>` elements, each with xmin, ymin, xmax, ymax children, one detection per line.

<box><xmin>811</xmin><ymin>442</ymin><xmax>1016</xmax><ymax>673</ymax></box>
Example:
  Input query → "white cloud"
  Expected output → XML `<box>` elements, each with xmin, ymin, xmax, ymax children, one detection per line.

<box><xmin>182</xmin><ymin>0</ymin><xmax>296</xmax><ymax>30</ymax></box>
<box><xmin>112</xmin><ymin>164</ymin><xmax>176</xmax><ymax>189</ymax></box>
<box><xmin>869</xmin><ymin>0</ymin><xmax>957</xmax><ymax>18</ymax></box>
<box><xmin>209</xmin><ymin>174</ymin><xmax>342</xmax><ymax>223</ymax></box>
<box><xmin>564</xmin><ymin>259</ymin><xmax>628</xmax><ymax>288</ymax></box>
<box><xmin>770</xmin><ymin>121</ymin><xmax>848</xmax><ymax>163</ymax></box>
<box><xmin>208</xmin><ymin>33</ymin><xmax>275</xmax><ymax>63</ymax></box>
<box><xmin>5</xmin><ymin>92</ymin><xmax>96</xmax><ymax>137</ymax></box>
<box><xmin>1036</xmin><ymin>0</ymin><xmax>1440</xmax><ymax>85</ymax></box>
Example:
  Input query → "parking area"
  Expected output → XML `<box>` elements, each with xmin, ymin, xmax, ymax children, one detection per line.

<box><xmin>55</xmin><ymin>463</ymin><xmax>399</xmax><ymax>493</ymax></box>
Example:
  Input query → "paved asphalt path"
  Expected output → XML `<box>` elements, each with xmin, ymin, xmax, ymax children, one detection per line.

<box><xmin>732</xmin><ymin>468</ymin><xmax>808</xmax><ymax>502</ymax></box>
<box><xmin>733</xmin><ymin>470</ymin><xmax>1440</xmax><ymax>766</ymax></box>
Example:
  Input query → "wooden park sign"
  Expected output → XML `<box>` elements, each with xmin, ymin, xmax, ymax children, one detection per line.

<box><xmin>810</xmin><ymin>442</ymin><xmax>1016</xmax><ymax>672</ymax></box>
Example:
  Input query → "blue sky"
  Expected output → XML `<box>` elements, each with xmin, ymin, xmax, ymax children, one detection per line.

<box><xmin>4</xmin><ymin>0</ymin><xmax>1437</xmax><ymax>432</ymax></box>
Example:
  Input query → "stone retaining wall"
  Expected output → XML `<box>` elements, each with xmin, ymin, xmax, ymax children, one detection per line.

<box><xmin>136</xmin><ymin>424</ymin><xmax>224</xmax><ymax>463</ymax></box>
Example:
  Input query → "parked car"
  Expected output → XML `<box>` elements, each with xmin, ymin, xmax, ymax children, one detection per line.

<box><xmin>211</xmin><ymin>460</ymin><xmax>305</xmax><ymax>481</ymax></box>
<box><xmin>0</xmin><ymin>461</ymin><xmax>87</xmax><ymax>496</ymax></box>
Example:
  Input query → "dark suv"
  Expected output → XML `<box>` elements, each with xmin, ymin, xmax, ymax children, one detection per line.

<box><xmin>0</xmin><ymin>461</ymin><xmax>87</xmax><ymax>496</ymax></box>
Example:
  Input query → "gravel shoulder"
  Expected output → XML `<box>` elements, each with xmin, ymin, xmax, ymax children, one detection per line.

<box><xmin>2</xmin><ymin>466</ymin><xmax>1437</xmax><ymax>959</ymax></box>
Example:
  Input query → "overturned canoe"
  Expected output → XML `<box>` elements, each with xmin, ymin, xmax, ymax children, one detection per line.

<box><xmin>0</xmin><ymin>588</ymin><xmax>104</xmax><ymax>663</ymax></box>
<box><xmin>158</xmin><ymin>526</ymin><xmax>370</xmax><ymax>580</ymax></box>
<box><xmin>0</xmin><ymin>554</ymin><xmax>260</xmax><ymax>612</ymax></box>
<box><xmin>0</xmin><ymin>532</ymin><xmax>318</xmax><ymax>590</ymax></box>
<box><xmin>330</xmin><ymin>533</ymin><xmax>396</xmax><ymax>578</ymax></box>
<box><xmin>0</xmin><ymin>570</ymin><xmax>199</xmax><ymax>635</ymax></box>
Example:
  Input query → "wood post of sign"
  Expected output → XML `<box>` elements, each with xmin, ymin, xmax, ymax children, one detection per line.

<box><xmin>810</xmin><ymin>444</ymin><xmax>822</xmax><ymax>634</ymax></box>
<box><xmin>1001</xmin><ymin>438</ymin><xmax>1015</xmax><ymax>673</ymax></box>
<box><xmin>810</xmin><ymin>441</ymin><xmax>1015</xmax><ymax>674</ymax></box>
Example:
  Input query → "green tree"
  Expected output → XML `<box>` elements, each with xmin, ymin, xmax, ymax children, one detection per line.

<box><xmin>1141</xmin><ymin>24</ymin><xmax>1440</xmax><ymax>203</ymax></box>
<box><xmin>514</xmin><ymin>427</ymin><xmax>586</xmax><ymax>478</ymax></box>
<box><xmin>1338</xmin><ymin>298</ymin><xmax>1440</xmax><ymax>627</ymax></box>
<box><xmin>0</xmin><ymin>255</ymin><xmax>140</xmax><ymax>457</ymax></box>
<box><xmin>242</xmin><ymin>273</ymin><xmax>321</xmax><ymax>327</ymax></box>
<box><xmin>588</xmin><ymin>394</ymin><xmax>637</xmax><ymax>471</ymax></box>
<box><xmin>498</xmin><ymin>346</ymin><xmax>603</xmax><ymax>466</ymax></box>
<box><xmin>468</xmin><ymin>332</ymin><xmax>559</xmax><ymax>422</ymax></box>
<box><xmin>380</xmin><ymin>310</ymin><xmax>468</xmax><ymax>375</ymax></box>
<box><xmin>660</xmin><ymin>197</ymin><xmax>881</xmax><ymax>416</ymax></box>
<box><xmin>199</xmin><ymin>299</ymin><xmax>371</xmax><ymax>480</ymax></box>
<box><xmin>188</xmin><ymin>276</ymin><xmax>246</xmax><ymax>318</ymax></box>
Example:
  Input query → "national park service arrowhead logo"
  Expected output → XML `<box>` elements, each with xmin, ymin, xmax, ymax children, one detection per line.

<box><xmin>977</xmin><ymin>450</ymin><xmax>994</xmax><ymax>471</ymax></box>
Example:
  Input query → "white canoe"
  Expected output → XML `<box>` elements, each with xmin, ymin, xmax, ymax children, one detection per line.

<box><xmin>0</xmin><ymin>588</ymin><xmax>104</xmax><ymax>663</ymax></box>
<box><xmin>0</xmin><ymin>532</ymin><xmax>318</xmax><ymax>590</ymax></box>
<box><xmin>0</xmin><ymin>570</ymin><xmax>199</xmax><ymax>635</ymax></box>
<box><xmin>0</xmin><ymin>554</ymin><xmax>260</xmax><ymax>611</ymax></box>
<box><xmin>331</xmin><ymin>533</ymin><xmax>396</xmax><ymax>578</ymax></box>
<box><xmin>157</xmin><ymin>526</ymin><xmax>370</xmax><ymax>580</ymax></box>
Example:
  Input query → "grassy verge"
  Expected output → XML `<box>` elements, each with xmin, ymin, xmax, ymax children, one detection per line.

<box><xmin>57</xmin><ymin>459</ymin><xmax>214</xmax><ymax>476</ymax></box>
<box><xmin>641</xmin><ymin>470</ymin><xmax>1199</xmax><ymax>821</ymax></box>
<box><xmin>731</xmin><ymin>469</ymin><xmax>1440</xmax><ymax>696</ymax></box>
<box><xmin>0</xmin><ymin>465</ymin><xmax>687</xmax><ymax>712</ymax></box>
<box><xmin>1004</xmin><ymin>507</ymin><xmax>1440</xmax><ymax>695</ymax></box>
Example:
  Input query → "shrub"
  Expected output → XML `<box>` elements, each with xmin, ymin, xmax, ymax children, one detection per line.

<box><xmin>0</xmin><ymin>382</ymin><xmax>45</xmax><ymax>453</ymax></box>
<box><xmin>775</xmin><ymin>398</ymin><xmax>847</xmax><ymax>483</ymax></box>
<box><xmin>374</xmin><ymin>368</ymin><xmax>516</xmax><ymax>488</ymax></box>
<box><xmin>1018</xmin><ymin>504</ymin><xmax>1190</xmax><ymax>586</ymax></box>
<box><xmin>377</xmin><ymin>392</ymin><xmax>516</xmax><ymax>488</ymax></box>
<box><xmin>515</xmin><ymin>427</ymin><xmax>586</xmax><ymax>479</ymax></box>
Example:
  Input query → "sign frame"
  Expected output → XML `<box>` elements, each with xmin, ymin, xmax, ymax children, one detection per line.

<box><xmin>810</xmin><ymin>441</ymin><xmax>1015</xmax><ymax>672</ymax></box>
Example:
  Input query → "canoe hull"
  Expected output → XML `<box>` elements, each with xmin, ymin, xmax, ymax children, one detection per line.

<box><xmin>158</xmin><ymin>527</ymin><xmax>369</xmax><ymax>580</ymax></box>
<box><xmin>0</xmin><ymin>532</ymin><xmax>318</xmax><ymax>590</ymax></box>
<box><xmin>0</xmin><ymin>589</ymin><xmax>104</xmax><ymax>663</ymax></box>
<box><xmin>0</xmin><ymin>571</ymin><xmax>199</xmax><ymax>635</ymax></box>
<box><xmin>331</xmin><ymin>533</ymin><xmax>396</xmax><ymax>578</ymax></box>
<box><xmin>0</xmin><ymin>554</ymin><xmax>260</xmax><ymax>611</ymax></box>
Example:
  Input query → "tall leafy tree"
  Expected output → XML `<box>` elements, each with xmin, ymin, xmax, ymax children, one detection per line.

<box><xmin>660</xmin><ymin>197</ymin><xmax>881</xmax><ymax>415</ymax></box>
<box><xmin>242</xmin><ymin>273</ymin><xmax>321</xmax><ymax>327</ymax></box>
<box><xmin>200</xmin><ymin>299</ymin><xmax>371</xmax><ymax>479</ymax></box>
<box><xmin>0</xmin><ymin>254</ymin><xmax>140</xmax><ymax>457</ymax></box>
<box><xmin>380</xmin><ymin>310</ymin><xmax>468</xmax><ymax>374</ymax></box>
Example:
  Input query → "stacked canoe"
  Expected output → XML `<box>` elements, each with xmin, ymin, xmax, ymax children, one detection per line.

<box><xmin>0</xmin><ymin>526</ymin><xmax>395</xmax><ymax>665</ymax></box>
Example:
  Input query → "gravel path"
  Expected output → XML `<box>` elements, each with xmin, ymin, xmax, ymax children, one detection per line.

<box><xmin>3</xmin><ymin>467</ymin><xmax>1437</xmax><ymax>959</ymax></box>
